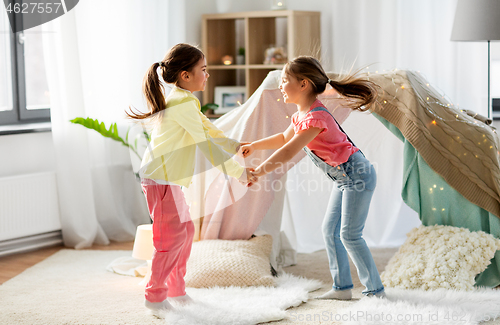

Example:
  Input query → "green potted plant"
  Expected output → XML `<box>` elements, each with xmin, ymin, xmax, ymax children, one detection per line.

<box><xmin>70</xmin><ymin>117</ymin><xmax>150</xmax><ymax>178</ymax></box>
<box><xmin>237</xmin><ymin>47</ymin><xmax>245</xmax><ymax>65</ymax></box>
<box><xmin>200</xmin><ymin>103</ymin><xmax>219</xmax><ymax>115</ymax></box>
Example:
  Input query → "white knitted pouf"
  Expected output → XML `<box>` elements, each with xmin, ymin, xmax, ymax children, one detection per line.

<box><xmin>381</xmin><ymin>225</ymin><xmax>500</xmax><ymax>291</ymax></box>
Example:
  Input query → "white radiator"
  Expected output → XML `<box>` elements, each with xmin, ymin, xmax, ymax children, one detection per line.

<box><xmin>0</xmin><ymin>172</ymin><xmax>62</xmax><ymax>256</ymax></box>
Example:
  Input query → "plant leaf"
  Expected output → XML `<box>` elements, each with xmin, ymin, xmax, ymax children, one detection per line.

<box><xmin>69</xmin><ymin>117</ymin><xmax>128</xmax><ymax>147</ymax></box>
<box><xmin>200</xmin><ymin>103</ymin><xmax>219</xmax><ymax>113</ymax></box>
<box><xmin>126</xmin><ymin>127</ymin><xmax>130</xmax><ymax>143</ymax></box>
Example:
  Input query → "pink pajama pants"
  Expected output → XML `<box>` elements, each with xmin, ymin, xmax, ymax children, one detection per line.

<box><xmin>141</xmin><ymin>180</ymin><xmax>195</xmax><ymax>303</ymax></box>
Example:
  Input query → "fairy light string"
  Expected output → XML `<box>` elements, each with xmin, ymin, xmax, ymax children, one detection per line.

<box><xmin>365</xmin><ymin>69</ymin><xmax>500</xmax><ymax>211</ymax></box>
<box><xmin>371</xmin><ymin>70</ymin><xmax>499</xmax><ymax>162</ymax></box>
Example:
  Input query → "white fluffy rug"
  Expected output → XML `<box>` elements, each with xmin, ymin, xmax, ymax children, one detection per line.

<box><xmin>0</xmin><ymin>250</ymin><xmax>321</xmax><ymax>325</ymax></box>
<box><xmin>165</xmin><ymin>273</ymin><xmax>322</xmax><ymax>325</ymax></box>
<box><xmin>3</xmin><ymin>248</ymin><xmax>500</xmax><ymax>325</ymax></box>
<box><xmin>339</xmin><ymin>288</ymin><xmax>500</xmax><ymax>325</ymax></box>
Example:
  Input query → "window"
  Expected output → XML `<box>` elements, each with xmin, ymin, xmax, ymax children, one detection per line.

<box><xmin>0</xmin><ymin>7</ymin><xmax>50</xmax><ymax>126</ymax></box>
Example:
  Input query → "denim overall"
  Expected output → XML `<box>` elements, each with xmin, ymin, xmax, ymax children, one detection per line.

<box><xmin>303</xmin><ymin>107</ymin><xmax>384</xmax><ymax>295</ymax></box>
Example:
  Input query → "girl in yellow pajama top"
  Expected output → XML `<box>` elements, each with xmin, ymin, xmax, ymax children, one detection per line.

<box><xmin>127</xmin><ymin>43</ymin><xmax>256</xmax><ymax>317</ymax></box>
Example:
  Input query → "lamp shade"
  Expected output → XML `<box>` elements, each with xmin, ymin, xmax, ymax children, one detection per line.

<box><xmin>132</xmin><ymin>224</ymin><xmax>154</xmax><ymax>260</ymax></box>
<box><xmin>451</xmin><ymin>0</ymin><xmax>500</xmax><ymax>41</ymax></box>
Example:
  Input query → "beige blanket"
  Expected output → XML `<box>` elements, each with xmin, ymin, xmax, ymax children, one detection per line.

<box><xmin>369</xmin><ymin>70</ymin><xmax>500</xmax><ymax>218</ymax></box>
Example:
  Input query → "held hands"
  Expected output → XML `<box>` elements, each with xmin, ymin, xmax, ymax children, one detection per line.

<box><xmin>239</xmin><ymin>167</ymin><xmax>258</xmax><ymax>187</ymax></box>
<box><xmin>239</xmin><ymin>143</ymin><xmax>254</xmax><ymax>158</ymax></box>
<box><xmin>237</xmin><ymin>142</ymin><xmax>259</xmax><ymax>186</ymax></box>
<box><xmin>249</xmin><ymin>169</ymin><xmax>260</xmax><ymax>182</ymax></box>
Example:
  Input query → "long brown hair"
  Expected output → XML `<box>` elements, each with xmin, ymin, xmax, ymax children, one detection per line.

<box><xmin>283</xmin><ymin>56</ymin><xmax>378</xmax><ymax>111</ymax></box>
<box><xmin>127</xmin><ymin>43</ymin><xmax>205</xmax><ymax>119</ymax></box>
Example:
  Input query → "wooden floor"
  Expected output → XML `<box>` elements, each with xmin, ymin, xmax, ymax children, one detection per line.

<box><xmin>0</xmin><ymin>241</ymin><xmax>134</xmax><ymax>285</ymax></box>
<box><xmin>3</xmin><ymin>242</ymin><xmax>500</xmax><ymax>289</ymax></box>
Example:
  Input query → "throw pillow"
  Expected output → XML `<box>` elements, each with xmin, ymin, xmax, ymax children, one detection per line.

<box><xmin>381</xmin><ymin>225</ymin><xmax>500</xmax><ymax>290</ymax></box>
<box><xmin>185</xmin><ymin>234</ymin><xmax>275</xmax><ymax>288</ymax></box>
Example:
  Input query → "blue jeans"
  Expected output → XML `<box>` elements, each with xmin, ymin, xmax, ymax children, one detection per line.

<box><xmin>304</xmin><ymin>148</ymin><xmax>384</xmax><ymax>295</ymax></box>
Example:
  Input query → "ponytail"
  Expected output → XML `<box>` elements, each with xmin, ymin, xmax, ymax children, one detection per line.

<box><xmin>284</xmin><ymin>56</ymin><xmax>379</xmax><ymax>112</ymax></box>
<box><xmin>126</xmin><ymin>62</ymin><xmax>165</xmax><ymax>120</ymax></box>
<box><xmin>328</xmin><ymin>73</ymin><xmax>378</xmax><ymax>112</ymax></box>
<box><xmin>126</xmin><ymin>43</ymin><xmax>204</xmax><ymax>120</ymax></box>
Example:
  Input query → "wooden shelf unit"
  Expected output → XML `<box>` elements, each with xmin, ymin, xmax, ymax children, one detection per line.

<box><xmin>201</xmin><ymin>10</ymin><xmax>321</xmax><ymax>106</ymax></box>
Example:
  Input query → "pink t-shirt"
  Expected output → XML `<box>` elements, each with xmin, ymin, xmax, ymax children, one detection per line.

<box><xmin>292</xmin><ymin>99</ymin><xmax>359</xmax><ymax>167</ymax></box>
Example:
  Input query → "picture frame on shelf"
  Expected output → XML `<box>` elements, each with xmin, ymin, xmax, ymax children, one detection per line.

<box><xmin>214</xmin><ymin>86</ymin><xmax>247</xmax><ymax>114</ymax></box>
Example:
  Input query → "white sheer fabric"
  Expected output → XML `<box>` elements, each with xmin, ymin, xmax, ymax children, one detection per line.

<box><xmin>43</xmin><ymin>1</ymin><xmax>172</xmax><ymax>248</ymax></box>
<box><xmin>329</xmin><ymin>0</ymin><xmax>487</xmax><ymax>117</ymax></box>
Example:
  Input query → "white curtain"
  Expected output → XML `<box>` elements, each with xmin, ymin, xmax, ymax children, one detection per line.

<box><xmin>329</xmin><ymin>0</ymin><xmax>488</xmax><ymax>117</ymax></box>
<box><xmin>43</xmin><ymin>0</ymin><xmax>175</xmax><ymax>248</ymax></box>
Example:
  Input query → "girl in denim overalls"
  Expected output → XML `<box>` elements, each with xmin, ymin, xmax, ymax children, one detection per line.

<box><xmin>241</xmin><ymin>56</ymin><xmax>385</xmax><ymax>299</ymax></box>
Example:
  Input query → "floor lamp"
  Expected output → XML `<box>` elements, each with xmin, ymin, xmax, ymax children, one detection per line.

<box><xmin>132</xmin><ymin>224</ymin><xmax>153</xmax><ymax>285</ymax></box>
<box><xmin>451</xmin><ymin>0</ymin><xmax>500</xmax><ymax>119</ymax></box>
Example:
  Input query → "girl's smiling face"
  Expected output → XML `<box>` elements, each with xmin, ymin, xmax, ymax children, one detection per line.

<box><xmin>279</xmin><ymin>70</ymin><xmax>302</xmax><ymax>104</ymax></box>
<box><xmin>181</xmin><ymin>57</ymin><xmax>209</xmax><ymax>92</ymax></box>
